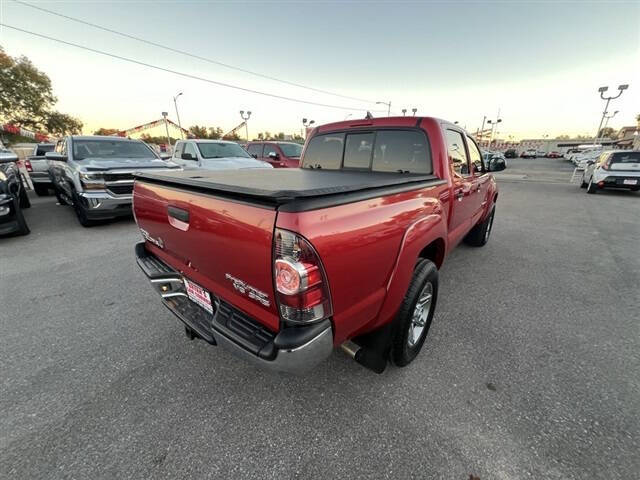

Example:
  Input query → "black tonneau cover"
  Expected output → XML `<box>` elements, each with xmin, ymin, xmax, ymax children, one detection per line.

<box><xmin>136</xmin><ymin>169</ymin><xmax>438</xmax><ymax>204</ymax></box>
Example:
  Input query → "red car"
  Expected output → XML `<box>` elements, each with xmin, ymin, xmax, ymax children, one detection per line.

<box><xmin>245</xmin><ymin>141</ymin><xmax>302</xmax><ymax>168</ymax></box>
<box><xmin>546</xmin><ymin>151</ymin><xmax>562</xmax><ymax>158</ymax></box>
<box><xmin>133</xmin><ymin>117</ymin><xmax>498</xmax><ymax>373</ymax></box>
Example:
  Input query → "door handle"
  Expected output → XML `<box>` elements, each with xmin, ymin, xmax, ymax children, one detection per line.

<box><xmin>168</xmin><ymin>206</ymin><xmax>189</xmax><ymax>231</ymax></box>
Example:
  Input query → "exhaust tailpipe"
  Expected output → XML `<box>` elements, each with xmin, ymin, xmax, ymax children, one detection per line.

<box><xmin>340</xmin><ymin>341</ymin><xmax>387</xmax><ymax>374</ymax></box>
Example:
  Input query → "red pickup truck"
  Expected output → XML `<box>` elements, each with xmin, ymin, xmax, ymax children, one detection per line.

<box><xmin>133</xmin><ymin>117</ymin><xmax>497</xmax><ymax>373</ymax></box>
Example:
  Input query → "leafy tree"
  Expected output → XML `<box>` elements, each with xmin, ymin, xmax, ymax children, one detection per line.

<box><xmin>222</xmin><ymin>131</ymin><xmax>241</xmax><ymax>141</ymax></box>
<box><xmin>93</xmin><ymin>128</ymin><xmax>120</xmax><ymax>136</ymax></box>
<box><xmin>555</xmin><ymin>134</ymin><xmax>570</xmax><ymax>140</ymax></box>
<box><xmin>597</xmin><ymin>127</ymin><xmax>616</xmax><ymax>139</ymax></box>
<box><xmin>140</xmin><ymin>133</ymin><xmax>178</xmax><ymax>144</ymax></box>
<box><xmin>208</xmin><ymin>127</ymin><xmax>223</xmax><ymax>139</ymax></box>
<box><xmin>0</xmin><ymin>46</ymin><xmax>82</xmax><ymax>135</ymax></box>
<box><xmin>188</xmin><ymin>125</ymin><xmax>208</xmax><ymax>138</ymax></box>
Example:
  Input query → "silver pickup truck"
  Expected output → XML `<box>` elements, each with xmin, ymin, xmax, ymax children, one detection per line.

<box><xmin>25</xmin><ymin>143</ymin><xmax>56</xmax><ymax>195</ymax></box>
<box><xmin>46</xmin><ymin>135</ymin><xmax>180</xmax><ymax>227</ymax></box>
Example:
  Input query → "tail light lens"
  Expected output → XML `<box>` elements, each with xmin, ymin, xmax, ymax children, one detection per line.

<box><xmin>274</xmin><ymin>228</ymin><xmax>332</xmax><ymax>324</ymax></box>
<box><xmin>25</xmin><ymin>160</ymin><xmax>33</xmax><ymax>172</ymax></box>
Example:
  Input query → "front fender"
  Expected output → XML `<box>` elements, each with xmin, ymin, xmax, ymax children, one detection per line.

<box><xmin>371</xmin><ymin>212</ymin><xmax>447</xmax><ymax>330</ymax></box>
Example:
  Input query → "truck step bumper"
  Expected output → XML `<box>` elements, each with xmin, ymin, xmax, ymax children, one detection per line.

<box><xmin>135</xmin><ymin>242</ymin><xmax>333</xmax><ymax>373</ymax></box>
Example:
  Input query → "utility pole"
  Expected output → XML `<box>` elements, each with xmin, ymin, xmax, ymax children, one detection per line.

<box><xmin>173</xmin><ymin>92</ymin><xmax>184</xmax><ymax>139</ymax></box>
<box><xmin>239</xmin><ymin>110</ymin><xmax>251</xmax><ymax>141</ymax></box>
<box><xmin>161</xmin><ymin>111</ymin><xmax>171</xmax><ymax>147</ymax></box>
<box><xmin>594</xmin><ymin>85</ymin><xmax>628</xmax><ymax>145</ymax></box>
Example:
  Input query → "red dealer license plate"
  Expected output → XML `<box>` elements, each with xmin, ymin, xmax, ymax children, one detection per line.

<box><xmin>183</xmin><ymin>278</ymin><xmax>213</xmax><ymax>314</ymax></box>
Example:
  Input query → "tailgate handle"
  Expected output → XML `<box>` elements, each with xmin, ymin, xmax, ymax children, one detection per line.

<box><xmin>168</xmin><ymin>206</ymin><xmax>189</xmax><ymax>223</ymax></box>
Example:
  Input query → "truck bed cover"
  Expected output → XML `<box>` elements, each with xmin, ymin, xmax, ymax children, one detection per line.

<box><xmin>135</xmin><ymin>169</ymin><xmax>439</xmax><ymax>205</ymax></box>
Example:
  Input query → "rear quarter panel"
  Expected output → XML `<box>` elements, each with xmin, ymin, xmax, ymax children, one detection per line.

<box><xmin>277</xmin><ymin>182</ymin><xmax>449</xmax><ymax>345</ymax></box>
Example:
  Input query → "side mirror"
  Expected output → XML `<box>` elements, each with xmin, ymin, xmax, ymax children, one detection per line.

<box><xmin>45</xmin><ymin>152</ymin><xmax>67</xmax><ymax>162</ymax></box>
<box><xmin>181</xmin><ymin>152</ymin><xmax>196</xmax><ymax>161</ymax></box>
<box><xmin>268</xmin><ymin>152</ymin><xmax>280</xmax><ymax>160</ymax></box>
<box><xmin>251</xmin><ymin>154</ymin><xmax>258</xmax><ymax>159</ymax></box>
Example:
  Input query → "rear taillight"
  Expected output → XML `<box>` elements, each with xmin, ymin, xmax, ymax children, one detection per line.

<box><xmin>273</xmin><ymin>228</ymin><xmax>332</xmax><ymax>324</ymax></box>
<box><xmin>601</xmin><ymin>160</ymin><xmax>609</xmax><ymax>170</ymax></box>
<box><xmin>25</xmin><ymin>160</ymin><xmax>33</xmax><ymax>172</ymax></box>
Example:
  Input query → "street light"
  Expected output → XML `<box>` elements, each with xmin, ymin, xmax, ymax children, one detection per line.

<box><xmin>402</xmin><ymin>109</ymin><xmax>407</xmax><ymax>116</ymax></box>
<box><xmin>603</xmin><ymin>110</ymin><xmax>619</xmax><ymax>131</ymax></box>
<box><xmin>594</xmin><ymin>84</ymin><xmax>629</xmax><ymax>144</ymax></box>
<box><xmin>411</xmin><ymin>108</ymin><xmax>417</xmax><ymax>116</ymax></box>
<box><xmin>161</xmin><ymin>111</ymin><xmax>171</xmax><ymax>148</ymax></box>
<box><xmin>173</xmin><ymin>92</ymin><xmax>184</xmax><ymax>139</ymax></box>
<box><xmin>376</xmin><ymin>101</ymin><xmax>391</xmax><ymax>116</ymax></box>
<box><xmin>487</xmin><ymin>118</ymin><xmax>502</xmax><ymax>147</ymax></box>
<box><xmin>239</xmin><ymin>110</ymin><xmax>251</xmax><ymax>141</ymax></box>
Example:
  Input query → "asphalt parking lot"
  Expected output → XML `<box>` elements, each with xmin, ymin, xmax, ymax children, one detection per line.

<box><xmin>2</xmin><ymin>160</ymin><xmax>639</xmax><ymax>479</ymax></box>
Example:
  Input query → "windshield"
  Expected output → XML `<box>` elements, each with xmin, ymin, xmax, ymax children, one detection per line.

<box><xmin>73</xmin><ymin>140</ymin><xmax>156</xmax><ymax>160</ymax></box>
<box><xmin>279</xmin><ymin>143</ymin><xmax>303</xmax><ymax>157</ymax></box>
<box><xmin>197</xmin><ymin>142</ymin><xmax>250</xmax><ymax>159</ymax></box>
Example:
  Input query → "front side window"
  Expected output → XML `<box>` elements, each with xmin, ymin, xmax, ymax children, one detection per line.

<box><xmin>263</xmin><ymin>144</ymin><xmax>279</xmax><ymax>157</ymax></box>
<box><xmin>196</xmin><ymin>142</ymin><xmax>250</xmax><ymax>159</ymax></box>
<box><xmin>466</xmin><ymin>136</ymin><xmax>484</xmax><ymax>175</ymax></box>
<box><xmin>247</xmin><ymin>144</ymin><xmax>263</xmax><ymax>157</ymax></box>
<box><xmin>279</xmin><ymin>143</ymin><xmax>302</xmax><ymax>158</ymax></box>
<box><xmin>183</xmin><ymin>142</ymin><xmax>198</xmax><ymax>160</ymax></box>
<box><xmin>303</xmin><ymin>133</ymin><xmax>345</xmax><ymax>169</ymax></box>
<box><xmin>344</xmin><ymin>133</ymin><xmax>374</xmax><ymax>169</ymax></box>
<box><xmin>72</xmin><ymin>140</ymin><xmax>154</xmax><ymax>160</ymax></box>
<box><xmin>446</xmin><ymin>130</ymin><xmax>470</xmax><ymax>176</ymax></box>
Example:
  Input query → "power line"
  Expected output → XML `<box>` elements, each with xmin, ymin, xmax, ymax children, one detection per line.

<box><xmin>11</xmin><ymin>0</ymin><xmax>377</xmax><ymax>105</ymax></box>
<box><xmin>1</xmin><ymin>23</ymin><xmax>383</xmax><ymax>113</ymax></box>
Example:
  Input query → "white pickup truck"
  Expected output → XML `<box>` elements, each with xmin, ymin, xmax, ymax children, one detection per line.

<box><xmin>171</xmin><ymin>139</ymin><xmax>272</xmax><ymax>170</ymax></box>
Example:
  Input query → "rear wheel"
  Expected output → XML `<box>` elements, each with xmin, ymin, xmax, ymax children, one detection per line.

<box><xmin>587</xmin><ymin>178</ymin><xmax>597</xmax><ymax>194</ymax></box>
<box><xmin>390</xmin><ymin>259</ymin><xmax>438</xmax><ymax>367</ymax></box>
<box><xmin>580</xmin><ymin>175</ymin><xmax>588</xmax><ymax>188</ymax></box>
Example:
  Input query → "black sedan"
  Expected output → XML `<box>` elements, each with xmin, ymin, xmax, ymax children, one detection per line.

<box><xmin>0</xmin><ymin>149</ymin><xmax>31</xmax><ymax>236</ymax></box>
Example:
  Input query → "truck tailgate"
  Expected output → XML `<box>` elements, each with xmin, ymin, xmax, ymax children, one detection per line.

<box><xmin>133</xmin><ymin>179</ymin><xmax>280</xmax><ymax>332</ymax></box>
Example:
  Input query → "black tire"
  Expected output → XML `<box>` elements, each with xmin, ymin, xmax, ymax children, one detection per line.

<box><xmin>12</xmin><ymin>197</ymin><xmax>30</xmax><ymax>236</ymax></box>
<box><xmin>72</xmin><ymin>191</ymin><xmax>98</xmax><ymax>227</ymax></box>
<box><xmin>18</xmin><ymin>183</ymin><xmax>31</xmax><ymax>209</ymax></box>
<box><xmin>464</xmin><ymin>207</ymin><xmax>495</xmax><ymax>247</ymax></box>
<box><xmin>34</xmin><ymin>184</ymin><xmax>50</xmax><ymax>196</ymax></box>
<box><xmin>580</xmin><ymin>176</ymin><xmax>587</xmax><ymax>188</ymax></box>
<box><xmin>390</xmin><ymin>258</ymin><xmax>438</xmax><ymax>367</ymax></box>
<box><xmin>586</xmin><ymin>178</ymin><xmax>597</xmax><ymax>194</ymax></box>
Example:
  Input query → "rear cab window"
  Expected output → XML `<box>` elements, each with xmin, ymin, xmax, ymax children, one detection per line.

<box><xmin>302</xmin><ymin>129</ymin><xmax>432</xmax><ymax>174</ymax></box>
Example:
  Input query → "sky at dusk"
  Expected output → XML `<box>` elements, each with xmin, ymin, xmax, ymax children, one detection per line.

<box><xmin>1</xmin><ymin>0</ymin><xmax>639</xmax><ymax>140</ymax></box>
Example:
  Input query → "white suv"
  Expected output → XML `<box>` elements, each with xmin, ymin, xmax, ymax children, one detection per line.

<box><xmin>581</xmin><ymin>151</ymin><xmax>640</xmax><ymax>193</ymax></box>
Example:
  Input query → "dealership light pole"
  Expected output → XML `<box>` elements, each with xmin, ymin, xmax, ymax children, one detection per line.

<box><xmin>402</xmin><ymin>109</ymin><xmax>407</xmax><ymax>116</ymax></box>
<box><xmin>487</xmin><ymin>118</ymin><xmax>502</xmax><ymax>148</ymax></box>
<box><xmin>161</xmin><ymin>111</ymin><xmax>171</xmax><ymax>147</ymax></box>
<box><xmin>239</xmin><ymin>110</ymin><xmax>251</xmax><ymax>141</ymax></box>
<box><xmin>594</xmin><ymin>85</ymin><xmax>628</xmax><ymax>145</ymax></box>
<box><xmin>173</xmin><ymin>92</ymin><xmax>184</xmax><ymax>139</ymax></box>
<box><xmin>376</xmin><ymin>101</ymin><xmax>391</xmax><ymax>116</ymax></box>
<box><xmin>603</xmin><ymin>110</ymin><xmax>619</xmax><ymax>131</ymax></box>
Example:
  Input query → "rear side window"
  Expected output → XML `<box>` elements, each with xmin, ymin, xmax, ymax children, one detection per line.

<box><xmin>173</xmin><ymin>142</ymin><xmax>184</xmax><ymax>158</ymax></box>
<box><xmin>372</xmin><ymin>130</ymin><xmax>431</xmax><ymax>173</ymax></box>
<box><xmin>247</xmin><ymin>144</ymin><xmax>263</xmax><ymax>157</ymax></box>
<box><xmin>303</xmin><ymin>133</ymin><xmax>345</xmax><ymax>169</ymax></box>
<box><xmin>446</xmin><ymin>130</ymin><xmax>470</xmax><ymax>176</ymax></box>
<box><xmin>36</xmin><ymin>145</ymin><xmax>54</xmax><ymax>155</ymax></box>
<box><xmin>610</xmin><ymin>152</ymin><xmax>640</xmax><ymax>164</ymax></box>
